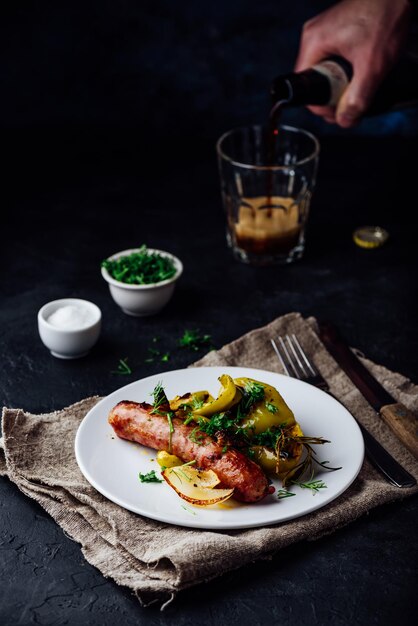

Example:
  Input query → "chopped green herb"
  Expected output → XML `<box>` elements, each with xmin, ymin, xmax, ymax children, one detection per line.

<box><xmin>277</xmin><ymin>489</ymin><xmax>296</xmax><ymax>499</ymax></box>
<box><xmin>266</xmin><ymin>402</ymin><xmax>278</xmax><ymax>414</ymax></box>
<box><xmin>145</xmin><ymin>346</ymin><xmax>171</xmax><ymax>364</ymax></box>
<box><xmin>184</xmin><ymin>413</ymin><xmax>196</xmax><ymax>426</ymax></box>
<box><xmin>138</xmin><ymin>470</ymin><xmax>163</xmax><ymax>483</ymax></box>
<box><xmin>167</xmin><ymin>411</ymin><xmax>175</xmax><ymax>453</ymax></box>
<box><xmin>252</xmin><ymin>426</ymin><xmax>284</xmax><ymax>449</ymax></box>
<box><xmin>178</xmin><ymin>329</ymin><xmax>212</xmax><ymax>352</ymax></box>
<box><xmin>102</xmin><ymin>245</ymin><xmax>177</xmax><ymax>285</ymax></box>
<box><xmin>221</xmin><ymin>445</ymin><xmax>229</xmax><ymax>454</ymax></box>
<box><xmin>111</xmin><ymin>358</ymin><xmax>132</xmax><ymax>376</ymax></box>
<box><xmin>198</xmin><ymin>412</ymin><xmax>240</xmax><ymax>438</ymax></box>
<box><xmin>191</xmin><ymin>396</ymin><xmax>204</xmax><ymax>409</ymax></box>
<box><xmin>237</xmin><ymin>381</ymin><xmax>265</xmax><ymax>417</ymax></box>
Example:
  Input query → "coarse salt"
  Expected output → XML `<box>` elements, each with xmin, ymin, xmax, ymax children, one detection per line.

<box><xmin>47</xmin><ymin>304</ymin><xmax>93</xmax><ymax>330</ymax></box>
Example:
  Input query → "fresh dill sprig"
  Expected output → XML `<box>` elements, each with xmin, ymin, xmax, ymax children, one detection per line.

<box><xmin>152</xmin><ymin>381</ymin><xmax>168</xmax><ymax>408</ymax></box>
<box><xmin>111</xmin><ymin>357</ymin><xmax>132</xmax><ymax>376</ymax></box>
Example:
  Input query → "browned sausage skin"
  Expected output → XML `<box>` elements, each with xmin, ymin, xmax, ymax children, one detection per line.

<box><xmin>108</xmin><ymin>400</ymin><xmax>270</xmax><ymax>503</ymax></box>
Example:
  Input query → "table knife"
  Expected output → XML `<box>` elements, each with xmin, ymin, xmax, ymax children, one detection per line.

<box><xmin>318</xmin><ymin>321</ymin><xmax>418</xmax><ymax>466</ymax></box>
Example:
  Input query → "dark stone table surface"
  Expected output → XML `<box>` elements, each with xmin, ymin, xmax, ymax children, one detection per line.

<box><xmin>1</xmin><ymin>2</ymin><xmax>418</xmax><ymax>623</ymax></box>
<box><xmin>1</xmin><ymin>128</ymin><xmax>417</xmax><ymax>625</ymax></box>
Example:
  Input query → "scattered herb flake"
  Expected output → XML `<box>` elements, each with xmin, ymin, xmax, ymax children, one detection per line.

<box><xmin>111</xmin><ymin>358</ymin><xmax>132</xmax><ymax>376</ymax></box>
<box><xmin>181</xmin><ymin>504</ymin><xmax>197</xmax><ymax>516</ymax></box>
<box><xmin>138</xmin><ymin>470</ymin><xmax>163</xmax><ymax>483</ymax></box>
<box><xmin>178</xmin><ymin>329</ymin><xmax>213</xmax><ymax>352</ymax></box>
<box><xmin>266</xmin><ymin>402</ymin><xmax>278</xmax><ymax>414</ymax></box>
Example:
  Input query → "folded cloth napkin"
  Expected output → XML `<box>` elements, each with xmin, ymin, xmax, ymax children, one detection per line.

<box><xmin>1</xmin><ymin>312</ymin><xmax>417</xmax><ymax>609</ymax></box>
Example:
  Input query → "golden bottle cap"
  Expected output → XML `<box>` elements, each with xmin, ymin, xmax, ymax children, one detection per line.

<box><xmin>353</xmin><ymin>226</ymin><xmax>389</xmax><ymax>249</ymax></box>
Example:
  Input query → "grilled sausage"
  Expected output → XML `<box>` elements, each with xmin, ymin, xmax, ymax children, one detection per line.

<box><xmin>108</xmin><ymin>400</ymin><xmax>270</xmax><ymax>503</ymax></box>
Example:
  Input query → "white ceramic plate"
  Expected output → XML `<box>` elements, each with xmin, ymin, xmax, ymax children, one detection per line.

<box><xmin>75</xmin><ymin>366</ymin><xmax>364</xmax><ymax>529</ymax></box>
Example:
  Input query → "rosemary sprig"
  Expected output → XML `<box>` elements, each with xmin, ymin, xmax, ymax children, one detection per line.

<box><xmin>277</xmin><ymin>489</ymin><xmax>296</xmax><ymax>499</ymax></box>
<box><xmin>296</xmin><ymin>479</ymin><xmax>327</xmax><ymax>494</ymax></box>
<box><xmin>280</xmin><ymin>435</ymin><xmax>340</xmax><ymax>489</ymax></box>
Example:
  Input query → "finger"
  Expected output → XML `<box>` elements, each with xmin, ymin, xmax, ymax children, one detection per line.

<box><xmin>294</xmin><ymin>42</ymin><xmax>327</xmax><ymax>73</ymax></box>
<box><xmin>294</xmin><ymin>22</ymin><xmax>332</xmax><ymax>72</ymax></box>
<box><xmin>336</xmin><ymin>65</ymin><xmax>383</xmax><ymax>127</ymax></box>
<box><xmin>307</xmin><ymin>105</ymin><xmax>336</xmax><ymax>118</ymax></box>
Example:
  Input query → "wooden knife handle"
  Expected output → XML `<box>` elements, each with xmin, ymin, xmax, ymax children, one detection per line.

<box><xmin>380</xmin><ymin>403</ymin><xmax>418</xmax><ymax>460</ymax></box>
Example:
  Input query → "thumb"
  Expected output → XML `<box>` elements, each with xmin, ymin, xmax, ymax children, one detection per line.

<box><xmin>336</xmin><ymin>66</ymin><xmax>382</xmax><ymax>128</ymax></box>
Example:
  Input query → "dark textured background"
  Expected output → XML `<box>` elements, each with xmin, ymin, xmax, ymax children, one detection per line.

<box><xmin>1</xmin><ymin>1</ymin><xmax>418</xmax><ymax>624</ymax></box>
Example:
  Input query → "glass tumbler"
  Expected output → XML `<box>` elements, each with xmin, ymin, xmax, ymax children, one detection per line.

<box><xmin>216</xmin><ymin>125</ymin><xmax>320</xmax><ymax>265</ymax></box>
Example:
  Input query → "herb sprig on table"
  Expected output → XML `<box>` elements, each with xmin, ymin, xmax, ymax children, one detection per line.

<box><xmin>178</xmin><ymin>329</ymin><xmax>213</xmax><ymax>352</ymax></box>
<box><xmin>102</xmin><ymin>245</ymin><xmax>177</xmax><ymax>285</ymax></box>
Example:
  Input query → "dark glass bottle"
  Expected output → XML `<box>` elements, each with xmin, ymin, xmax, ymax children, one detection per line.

<box><xmin>270</xmin><ymin>54</ymin><xmax>418</xmax><ymax>115</ymax></box>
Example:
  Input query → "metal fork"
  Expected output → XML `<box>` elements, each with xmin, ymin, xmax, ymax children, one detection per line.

<box><xmin>270</xmin><ymin>334</ymin><xmax>416</xmax><ymax>488</ymax></box>
<box><xmin>271</xmin><ymin>334</ymin><xmax>329</xmax><ymax>392</ymax></box>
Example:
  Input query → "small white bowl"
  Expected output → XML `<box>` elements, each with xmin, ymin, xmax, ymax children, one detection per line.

<box><xmin>101</xmin><ymin>248</ymin><xmax>183</xmax><ymax>316</ymax></box>
<box><xmin>38</xmin><ymin>298</ymin><xmax>102</xmax><ymax>359</ymax></box>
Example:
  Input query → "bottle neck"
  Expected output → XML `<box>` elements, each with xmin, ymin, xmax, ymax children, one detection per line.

<box><xmin>270</xmin><ymin>57</ymin><xmax>351</xmax><ymax>108</ymax></box>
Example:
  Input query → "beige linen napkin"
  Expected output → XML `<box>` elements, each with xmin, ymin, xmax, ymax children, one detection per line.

<box><xmin>1</xmin><ymin>312</ymin><xmax>417</xmax><ymax>609</ymax></box>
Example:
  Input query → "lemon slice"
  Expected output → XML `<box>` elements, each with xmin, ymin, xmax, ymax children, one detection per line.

<box><xmin>353</xmin><ymin>226</ymin><xmax>389</xmax><ymax>249</ymax></box>
<box><xmin>162</xmin><ymin>464</ymin><xmax>234</xmax><ymax>506</ymax></box>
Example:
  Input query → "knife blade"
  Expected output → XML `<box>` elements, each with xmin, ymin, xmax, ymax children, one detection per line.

<box><xmin>318</xmin><ymin>321</ymin><xmax>418</xmax><ymax>462</ymax></box>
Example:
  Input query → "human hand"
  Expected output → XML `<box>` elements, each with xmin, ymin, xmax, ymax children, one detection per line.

<box><xmin>294</xmin><ymin>0</ymin><xmax>412</xmax><ymax>127</ymax></box>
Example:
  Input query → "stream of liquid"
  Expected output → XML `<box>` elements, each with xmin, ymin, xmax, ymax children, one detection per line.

<box><xmin>233</xmin><ymin>101</ymin><xmax>302</xmax><ymax>257</ymax></box>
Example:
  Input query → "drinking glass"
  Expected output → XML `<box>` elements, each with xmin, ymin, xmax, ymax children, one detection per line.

<box><xmin>216</xmin><ymin>125</ymin><xmax>320</xmax><ymax>265</ymax></box>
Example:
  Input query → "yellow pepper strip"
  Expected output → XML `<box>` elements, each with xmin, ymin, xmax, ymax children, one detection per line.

<box><xmin>193</xmin><ymin>375</ymin><xmax>242</xmax><ymax>417</ymax></box>
<box><xmin>169</xmin><ymin>390</ymin><xmax>214</xmax><ymax>412</ymax></box>
<box><xmin>250</xmin><ymin>423</ymin><xmax>304</xmax><ymax>476</ymax></box>
<box><xmin>234</xmin><ymin>377</ymin><xmax>295</xmax><ymax>434</ymax></box>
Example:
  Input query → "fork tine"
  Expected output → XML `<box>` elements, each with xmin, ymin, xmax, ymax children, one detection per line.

<box><xmin>270</xmin><ymin>338</ymin><xmax>291</xmax><ymax>376</ymax></box>
<box><xmin>285</xmin><ymin>334</ymin><xmax>310</xmax><ymax>378</ymax></box>
<box><xmin>271</xmin><ymin>337</ymin><xmax>301</xmax><ymax>380</ymax></box>
<box><xmin>289</xmin><ymin>334</ymin><xmax>319</xmax><ymax>377</ymax></box>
